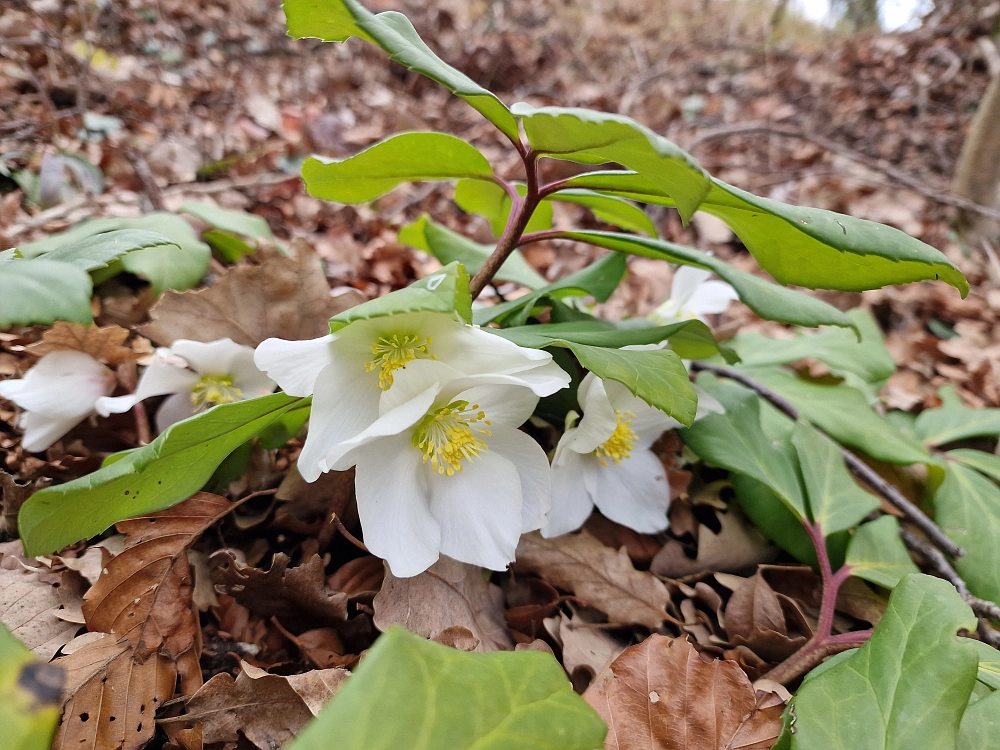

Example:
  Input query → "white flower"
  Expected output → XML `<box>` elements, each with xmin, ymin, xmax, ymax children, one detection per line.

<box><xmin>254</xmin><ymin>311</ymin><xmax>570</xmax><ymax>482</ymax></box>
<box><xmin>0</xmin><ymin>351</ymin><xmax>116</xmax><ymax>453</ymax></box>
<box><xmin>543</xmin><ymin>372</ymin><xmax>723</xmax><ymax>538</ymax></box>
<box><xmin>649</xmin><ymin>265</ymin><xmax>738</xmax><ymax>324</ymax></box>
<box><xmin>318</xmin><ymin>359</ymin><xmax>552</xmax><ymax>577</ymax></box>
<box><xmin>97</xmin><ymin>338</ymin><xmax>275</xmax><ymax>432</ymax></box>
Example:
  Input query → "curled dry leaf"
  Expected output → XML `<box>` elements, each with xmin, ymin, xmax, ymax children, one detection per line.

<box><xmin>26</xmin><ymin>321</ymin><xmax>138</xmax><ymax>366</ymax></box>
<box><xmin>140</xmin><ymin>241</ymin><xmax>364</xmax><ymax>347</ymax></box>
<box><xmin>373</xmin><ymin>556</ymin><xmax>514</xmax><ymax>653</ymax></box>
<box><xmin>722</xmin><ymin>570</ymin><xmax>808</xmax><ymax>662</ymax></box>
<box><xmin>583</xmin><ymin>635</ymin><xmax>785</xmax><ymax>750</ymax></box>
<box><xmin>160</xmin><ymin>661</ymin><xmax>348</xmax><ymax>749</ymax></box>
<box><xmin>513</xmin><ymin>531</ymin><xmax>672</xmax><ymax>629</ymax></box>
<box><xmin>545</xmin><ymin>612</ymin><xmax>626</xmax><ymax>691</ymax></box>
<box><xmin>651</xmin><ymin>506</ymin><xmax>776</xmax><ymax>579</ymax></box>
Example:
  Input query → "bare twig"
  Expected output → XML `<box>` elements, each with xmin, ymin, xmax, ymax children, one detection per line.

<box><xmin>331</xmin><ymin>514</ymin><xmax>368</xmax><ymax>553</ymax></box>
<box><xmin>124</xmin><ymin>148</ymin><xmax>166</xmax><ymax>212</ymax></box>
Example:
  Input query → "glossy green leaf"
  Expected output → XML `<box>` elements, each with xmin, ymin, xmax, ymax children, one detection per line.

<box><xmin>549</xmin><ymin>189</ymin><xmax>657</xmax><ymax>236</ymax></box>
<box><xmin>0</xmin><ymin>624</ymin><xmax>62</xmax><ymax>750</ymax></box>
<box><xmin>933</xmin><ymin>463</ymin><xmax>1000</xmax><ymax>604</ymax></box>
<box><xmin>948</xmin><ymin>449</ymin><xmax>1000</xmax><ymax>483</ymax></box>
<box><xmin>560</xmin><ymin>170</ymin><xmax>968</xmax><ymax>296</ymax></box>
<box><xmin>283</xmin><ymin>0</ymin><xmax>519</xmax><ymax>140</ymax></box>
<box><xmin>552</xmin><ymin>230</ymin><xmax>857</xmax><ymax>331</ymax></box>
<box><xmin>329</xmin><ymin>261</ymin><xmax>472</xmax><ymax>331</ymax></box>
<box><xmin>914</xmin><ymin>385</ymin><xmax>1000</xmax><ymax>447</ymax></box>
<box><xmin>792</xmin><ymin>421</ymin><xmax>880</xmax><ymax>535</ymax></box>
<box><xmin>203</xmin><ymin>229</ymin><xmax>256</xmax><ymax>262</ymax></box>
<box><xmin>303</xmin><ymin>132</ymin><xmax>493</xmax><ymax>203</ymax></box>
<box><xmin>742</xmin><ymin>367</ymin><xmax>931</xmax><ymax>466</ymax></box>
<box><xmin>473</xmin><ymin>252</ymin><xmax>627</xmax><ymax>327</ymax></box>
<box><xmin>731</xmin><ymin>474</ymin><xmax>823</xmax><ymax>567</ymax></box>
<box><xmin>845</xmin><ymin>516</ymin><xmax>920</xmax><ymax>589</ymax></box>
<box><xmin>681</xmin><ymin>376</ymin><xmax>806</xmax><ymax>517</ymax></box>
<box><xmin>0</xmin><ymin>258</ymin><xmax>93</xmax><ymax>328</ymax></box>
<box><xmin>289</xmin><ymin>626</ymin><xmax>607</xmax><ymax>750</ymax></box>
<box><xmin>971</xmin><ymin>640</ymin><xmax>1000</xmax><ymax>690</ymax></box>
<box><xmin>510</xmin><ymin>104</ymin><xmax>709</xmax><ymax>222</ymax></box>
<box><xmin>453</xmin><ymin>179</ymin><xmax>553</xmax><ymax>237</ymax></box>
<box><xmin>18</xmin><ymin>393</ymin><xmax>304</xmax><ymax>556</ymax></box>
<box><xmin>41</xmin><ymin>228</ymin><xmax>180</xmax><ymax>271</ymax></box>
<box><xmin>399</xmin><ymin>214</ymin><xmax>547</xmax><ymax>289</ymax></box>
<box><xmin>179</xmin><ymin>201</ymin><xmax>281</xmax><ymax>251</ymax></box>
<box><xmin>782</xmin><ymin>574</ymin><xmax>979</xmax><ymax>750</ymax></box>
<box><xmin>959</xmin><ymin>690</ymin><xmax>1000</xmax><ymax>750</ymax></box>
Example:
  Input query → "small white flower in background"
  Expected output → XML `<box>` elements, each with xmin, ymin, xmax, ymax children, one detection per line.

<box><xmin>0</xmin><ymin>351</ymin><xmax>116</xmax><ymax>453</ymax></box>
<box><xmin>543</xmin><ymin>372</ymin><xmax>723</xmax><ymax>538</ymax></box>
<box><xmin>254</xmin><ymin>311</ymin><xmax>570</xmax><ymax>482</ymax></box>
<box><xmin>97</xmin><ymin>338</ymin><xmax>275</xmax><ymax>432</ymax></box>
<box><xmin>649</xmin><ymin>265</ymin><xmax>739</xmax><ymax>324</ymax></box>
<box><xmin>316</xmin><ymin>359</ymin><xmax>553</xmax><ymax>577</ymax></box>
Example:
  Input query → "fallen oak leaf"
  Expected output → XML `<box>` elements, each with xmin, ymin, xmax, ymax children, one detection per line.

<box><xmin>513</xmin><ymin>531</ymin><xmax>673</xmax><ymax>629</ymax></box>
<box><xmin>651</xmin><ymin>506</ymin><xmax>776</xmax><ymax>578</ymax></box>
<box><xmin>583</xmin><ymin>634</ymin><xmax>785</xmax><ymax>750</ymax></box>
<box><xmin>26</xmin><ymin>321</ymin><xmax>138</xmax><ymax>366</ymax></box>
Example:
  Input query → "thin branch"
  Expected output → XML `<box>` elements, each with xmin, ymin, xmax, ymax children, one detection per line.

<box><xmin>124</xmin><ymin>148</ymin><xmax>166</xmax><ymax>212</ymax></box>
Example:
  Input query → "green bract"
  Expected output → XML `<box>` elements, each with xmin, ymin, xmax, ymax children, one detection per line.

<box><xmin>288</xmin><ymin>626</ymin><xmax>607</xmax><ymax>750</ymax></box>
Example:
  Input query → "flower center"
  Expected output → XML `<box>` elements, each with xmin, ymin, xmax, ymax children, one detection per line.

<box><xmin>191</xmin><ymin>373</ymin><xmax>243</xmax><ymax>410</ymax></box>
<box><xmin>593</xmin><ymin>410</ymin><xmax>637</xmax><ymax>466</ymax></box>
<box><xmin>412</xmin><ymin>400</ymin><xmax>492</xmax><ymax>476</ymax></box>
<box><xmin>366</xmin><ymin>334</ymin><xmax>434</xmax><ymax>390</ymax></box>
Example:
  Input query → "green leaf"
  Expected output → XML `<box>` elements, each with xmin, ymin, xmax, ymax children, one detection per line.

<box><xmin>845</xmin><ymin>516</ymin><xmax>920</xmax><ymax>589</ymax></box>
<box><xmin>399</xmin><ymin>214</ymin><xmax>547</xmax><ymax>289</ymax></box>
<box><xmin>971</xmin><ymin>639</ymin><xmax>1000</xmax><ymax>690</ymax></box>
<box><xmin>283</xmin><ymin>0</ymin><xmax>519</xmax><ymax>140</ymax></box>
<box><xmin>742</xmin><ymin>367</ymin><xmax>931</xmax><ymax>466</ymax></box>
<box><xmin>303</xmin><ymin>132</ymin><xmax>493</xmax><ymax>203</ymax></box>
<box><xmin>553</xmin><ymin>230</ymin><xmax>857</xmax><ymax>331</ymax></box>
<box><xmin>0</xmin><ymin>258</ymin><xmax>93</xmax><ymax>328</ymax></box>
<box><xmin>329</xmin><ymin>261</ymin><xmax>472</xmax><ymax>331</ymax></box>
<box><xmin>959</xmin><ymin>690</ymin><xmax>1000</xmax><ymax>750</ymax></box>
<box><xmin>792</xmin><ymin>421</ymin><xmax>880</xmax><ymax>535</ymax></box>
<box><xmin>783</xmin><ymin>573</ymin><xmax>978</xmax><ymax>750</ymax></box>
<box><xmin>0</xmin><ymin>624</ymin><xmax>62</xmax><ymax>750</ymax></box>
<box><xmin>510</xmin><ymin>104</ymin><xmax>709</xmax><ymax>222</ymax></box>
<box><xmin>549</xmin><ymin>189</ymin><xmax>657</xmax><ymax>236</ymax></box>
<box><xmin>731</xmin><ymin>474</ymin><xmax>821</xmax><ymax>567</ymax></box>
<box><xmin>18</xmin><ymin>393</ymin><xmax>304</xmax><ymax>556</ymax></box>
<box><xmin>203</xmin><ymin>229</ymin><xmax>256</xmax><ymax>262</ymax></box>
<box><xmin>561</xmin><ymin>170</ymin><xmax>969</xmax><ymax>296</ymax></box>
<box><xmin>681</xmin><ymin>376</ymin><xmax>806</xmax><ymax>517</ymax></box>
<box><xmin>933</xmin><ymin>463</ymin><xmax>1000</xmax><ymax>604</ymax></box>
<box><xmin>179</xmin><ymin>201</ymin><xmax>282</xmax><ymax>251</ymax></box>
<box><xmin>41</xmin><ymin>228</ymin><xmax>181</xmax><ymax>272</ymax></box>
<box><xmin>914</xmin><ymin>385</ymin><xmax>1000</xmax><ymax>447</ymax></box>
<box><xmin>453</xmin><ymin>179</ymin><xmax>553</xmax><ymax>237</ymax></box>
<box><xmin>289</xmin><ymin>626</ymin><xmax>606</xmax><ymax>750</ymax></box>
<box><xmin>948</xmin><ymin>449</ymin><xmax>1000</xmax><ymax>483</ymax></box>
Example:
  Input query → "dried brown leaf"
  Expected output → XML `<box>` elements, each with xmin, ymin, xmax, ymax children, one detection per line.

<box><xmin>545</xmin><ymin>612</ymin><xmax>625</xmax><ymax>691</ymax></box>
<box><xmin>513</xmin><ymin>531</ymin><xmax>671</xmax><ymax>629</ymax></box>
<box><xmin>651</xmin><ymin>508</ymin><xmax>776</xmax><ymax>578</ymax></box>
<box><xmin>1</xmin><ymin>470</ymin><xmax>42</xmax><ymax>537</ymax></box>
<box><xmin>26</xmin><ymin>321</ymin><xmax>137</xmax><ymax>366</ymax></box>
<box><xmin>583</xmin><ymin>635</ymin><xmax>785</xmax><ymax>750</ymax></box>
<box><xmin>723</xmin><ymin>571</ymin><xmax>807</xmax><ymax>662</ymax></box>
<box><xmin>140</xmin><ymin>241</ymin><xmax>363</xmax><ymax>347</ymax></box>
<box><xmin>0</xmin><ymin>551</ymin><xmax>83</xmax><ymax>660</ymax></box>
<box><xmin>160</xmin><ymin>662</ymin><xmax>348</xmax><ymax>748</ymax></box>
<box><xmin>373</xmin><ymin>556</ymin><xmax>514</xmax><ymax>653</ymax></box>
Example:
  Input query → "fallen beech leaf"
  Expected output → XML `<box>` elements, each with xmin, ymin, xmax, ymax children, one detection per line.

<box><xmin>545</xmin><ymin>612</ymin><xmax>625</xmax><ymax>690</ymax></box>
<box><xmin>583</xmin><ymin>635</ymin><xmax>785</xmax><ymax>750</ymax></box>
<box><xmin>504</xmin><ymin>576</ymin><xmax>561</xmax><ymax>635</ymax></box>
<box><xmin>140</xmin><ymin>241</ymin><xmax>363</xmax><ymax>347</ymax></box>
<box><xmin>513</xmin><ymin>531</ymin><xmax>671</xmax><ymax>629</ymax></box>
<box><xmin>0</xmin><ymin>559</ymin><xmax>83</xmax><ymax>660</ymax></box>
<box><xmin>326</xmin><ymin>555</ymin><xmax>385</xmax><ymax>596</ymax></box>
<box><xmin>723</xmin><ymin>570</ymin><xmax>807</xmax><ymax>662</ymax></box>
<box><xmin>651</xmin><ymin>507</ymin><xmax>776</xmax><ymax>578</ymax></box>
<box><xmin>373</xmin><ymin>556</ymin><xmax>513</xmax><ymax>652</ymax></box>
<box><xmin>26</xmin><ymin>321</ymin><xmax>137</xmax><ymax>365</ymax></box>
<box><xmin>210</xmin><ymin>551</ymin><xmax>348</xmax><ymax>630</ymax></box>
<box><xmin>584</xmin><ymin>514</ymin><xmax>664</xmax><ymax>567</ymax></box>
<box><xmin>160</xmin><ymin>662</ymin><xmax>348</xmax><ymax>748</ymax></box>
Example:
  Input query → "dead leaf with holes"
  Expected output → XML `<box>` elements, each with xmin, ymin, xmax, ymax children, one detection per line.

<box><xmin>25</xmin><ymin>321</ymin><xmax>138</xmax><ymax>365</ymax></box>
<box><xmin>373</xmin><ymin>556</ymin><xmax>514</xmax><ymax>653</ymax></box>
<box><xmin>583</xmin><ymin>635</ymin><xmax>786</xmax><ymax>750</ymax></box>
<box><xmin>160</xmin><ymin>661</ymin><xmax>348</xmax><ymax>749</ymax></box>
<box><xmin>0</xmin><ymin>552</ymin><xmax>83</xmax><ymax>660</ymax></box>
<box><xmin>513</xmin><ymin>531</ymin><xmax>672</xmax><ymax>629</ymax></box>
<box><xmin>651</xmin><ymin>506</ymin><xmax>776</xmax><ymax>578</ymax></box>
<box><xmin>140</xmin><ymin>240</ymin><xmax>364</xmax><ymax>347</ymax></box>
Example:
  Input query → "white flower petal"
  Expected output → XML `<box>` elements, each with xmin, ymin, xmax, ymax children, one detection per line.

<box><xmin>670</xmin><ymin>265</ymin><xmax>713</xmax><ymax>311</ymax></box>
<box><xmin>354</xmin><ymin>434</ymin><xmax>440</xmax><ymax>578</ymax></box>
<box><xmin>170</xmin><ymin>339</ymin><xmax>247</xmax><ymax>376</ymax></box>
<box><xmin>500</xmin><ymin>358</ymin><xmax>572</xmax><ymax>397</ymax></box>
<box><xmin>567</xmin><ymin>376</ymin><xmax>618</xmax><ymax>454</ymax></box>
<box><xmin>687</xmin><ymin>280</ymin><xmax>739</xmax><ymax>316</ymax></box>
<box><xmin>591</xmin><ymin>449</ymin><xmax>670</xmax><ymax>533</ymax></box>
<box><xmin>1</xmin><ymin>351</ymin><xmax>112</xmax><ymax>417</ymax></box>
<box><xmin>96</xmin><ymin>363</ymin><xmax>199</xmax><ymax>416</ymax></box>
<box><xmin>427</xmin><ymin>450</ymin><xmax>522</xmax><ymax>571</ymax></box>
<box><xmin>693</xmin><ymin>384</ymin><xmax>725</xmax><ymax>419</ymax></box>
<box><xmin>20</xmin><ymin>411</ymin><xmax>90</xmax><ymax>453</ymax></box>
<box><xmin>432</xmin><ymin>322</ymin><xmax>551</xmax><ymax>376</ymax></box>
<box><xmin>379</xmin><ymin>359</ymin><xmax>465</xmax><ymax>416</ymax></box>
<box><xmin>451</xmin><ymin>383</ymin><xmax>539</xmax><ymax>428</ymax></box>
<box><xmin>543</xmin><ymin>448</ymin><xmax>596</xmax><ymax>537</ymax></box>
<box><xmin>604</xmin><ymin>378</ymin><xmax>676</xmax><ymax>447</ymax></box>
<box><xmin>487</xmin><ymin>424</ymin><xmax>551</xmax><ymax>532</ymax></box>
<box><xmin>253</xmin><ymin>335</ymin><xmax>336</xmax><ymax>397</ymax></box>
<box><xmin>155</xmin><ymin>391</ymin><xmax>195</xmax><ymax>432</ymax></box>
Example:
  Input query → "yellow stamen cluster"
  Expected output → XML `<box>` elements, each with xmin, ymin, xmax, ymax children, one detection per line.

<box><xmin>412</xmin><ymin>400</ymin><xmax>492</xmax><ymax>476</ymax></box>
<box><xmin>191</xmin><ymin>373</ymin><xmax>243</xmax><ymax>410</ymax></box>
<box><xmin>593</xmin><ymin>410</ymin><xmax>637</xmax><ymax>466</ymax></box>
<box><xmin>366</xmin><ymin>334</ymin><xmax>434</xmax><ymax>390</ymax></box>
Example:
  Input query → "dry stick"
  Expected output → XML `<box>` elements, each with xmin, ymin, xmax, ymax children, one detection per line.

<box><xmin>690</xmin><ymin>361</ymin><xmax>964</xmax><ymax>559</ymax></box>
<box><xmin>124</xmin><ymin>148</ymin><xmax>166</xmax><ymax>212</ymax></box>
<box><xmin>686</xmin><ymin>122</ymin><xmax>1000</xmax><ymax>223</ymax></box>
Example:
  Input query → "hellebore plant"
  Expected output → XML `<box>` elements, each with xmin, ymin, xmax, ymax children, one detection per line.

<box><xmin>649</xmin><ymin>265</ymin><xmax>739</xmax><ymax>324</ymax></box>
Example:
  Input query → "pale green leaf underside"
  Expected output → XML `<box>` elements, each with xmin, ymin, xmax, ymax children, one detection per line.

<box><xmin>550</xmin><ymin>188</ymin><xmax>658</xmax><ymax>237</ymax></box>
<box><xmin>948</xmin><ymin>449</ymin><xmax>1000</xmax><ymax>483</ymax></box>
<box><xmin>178</xmin><ymin>202</ymin><xmax>279</xmax><ymax>249</ymax></box>
<box><xmin>959</xmin><ymin>690</ymin><xmax>1000</xmax><ymax>750</ymax></box>
<box><xmin>454</xmin><ymin>180</ymin><xmax>553</xmax><ymax>237</ymax></box>
<box><xmin>18</xmin><ymin>393</ymin><xmax>304</xmax><ymax>556</ymax></box>
<box><xmin>914</xmin><ymin>385</ymin><xmax>1000</xmax><ymax>447</ymax></box>
<box><xmin>42</xmin><ymin>229</ymin><xmax>180</xmax><ymax>271</ymax></box>
<box><xmin>289</xmin><ymin>626</ymin><xmax>607</xmax><ymax>750</ymax></box>
<box><xmin>302</xmin><ymin>132</ymin><xmax>494</xmax><ymax>203</ymax></box>
<box><xmin>282</xmin><ymin>0</ymin><xmax>519</xmax><ymax>140</ymax></box>
<box><xmin>845</xmin><ymin>516</ymin><xmax>920</xmax><ymax>589</ymax></box>
<box><xmin>0</xmin><ymin>259</ymin><xmax>93</xmax><ymax>328</ymax></box>
<box><xmin>970</xmin><ymin>639</ymin><xmax>1000</xmax><ymax>691</ymax></box>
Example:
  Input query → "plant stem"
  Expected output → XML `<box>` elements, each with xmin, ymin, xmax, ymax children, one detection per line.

<box><xmin>469</xmin><ymin>153</ymin><xmax>541</xmax><ymax>299</ymax></box>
